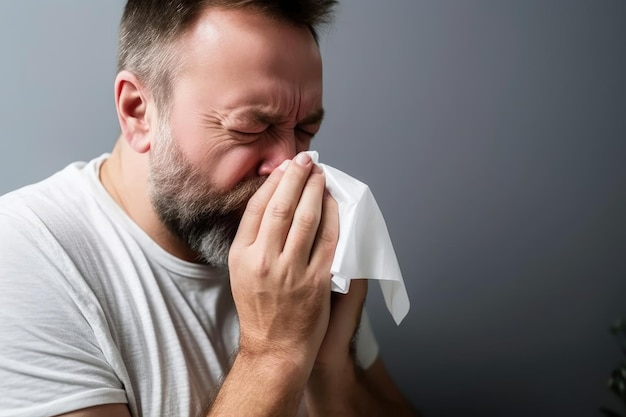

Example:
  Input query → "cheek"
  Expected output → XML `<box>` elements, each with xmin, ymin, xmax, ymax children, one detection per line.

<box><xmin>173</xmin><ymin>128</ymin><xmax>263</xmax><ymax>191</ymax></box>
<box><xmin>209</xmin><ymin>147</ymin><xmax>264</xmax><ymax>190</ymax></box>
<box><xmin>165</xmin><ymin>110</ymin><xmax>263</xmax><ymax>190</ymax></box>
<box><xmin>296</xmin><ymin>137</ymin><xmax>312</xmax><ymax>153</ymax></box>
<box><xmin>168</xmin><ymin>120</ymin><xmax>215</xmax><ymax>163</ymax></box>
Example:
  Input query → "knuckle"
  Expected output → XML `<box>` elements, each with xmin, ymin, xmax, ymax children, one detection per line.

<box><xmin>245</xmin><ymin>194</ymin><xmax>265</xmax><ymax>216</ymax></box>
<box><xmin>227</xmin><ymin>247</ymin><xmax>243</xmax><ymax>271</ymax></box>
<box><xmin>269</xmin><ymin>200</ymin><xmax>293</xmax><ymax>221</ymax></box>
<box><xmin>325</xmin><ymin>193</ymin><xmax>338</xmax><ymax>210</ymax></box>
<box><xmin>294</xmin><ymin>210</ymin><xmax>320</xmax><ymax>232</ymax></box>
<box><xmin>255</xmin><ymin>255</ymin><xmax>272</xmax><ymax>277</ymax></box>
<box><xmin>231</xmin><ymin>249</ymin><xmax>272</xmax><ymax>278</ymax></box>
<box><xmin>307</xmin><ymin>171</ymin><xmax>326</xmax><ymax>188</ymax></box>
<box><xmin>317</xmin><ymin>223</ymin><xmax>338</xmax><ymax>248</ymax></box>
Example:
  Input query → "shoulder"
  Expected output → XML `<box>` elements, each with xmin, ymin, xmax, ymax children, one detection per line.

<box><xmin>0</xmin><ymin>159</ymin><xmax>128</xmax><ymax>416</ymax></box>
<box><xmin>0</xmin><ymin>158</ymin><xmax>95</xmax><ymax>212</ymax></box>
<box><xmin>0</xmin><ymin>162</ymin><xmax>94</xmax><ymax>298</ymax></box>
<box><xmin>0</xmin><ymin>155</ymin><xmax>112</xmax><ymax>256</ymax></box>
<box><xmin>0</xmin><ymin>156</ymin><xmax>118</xmax><ymax>308</ymax></box>
<box><xmin>0</xmin><ymin>159</ymin><xmax>89</xmax><ymax>228</ymax></box>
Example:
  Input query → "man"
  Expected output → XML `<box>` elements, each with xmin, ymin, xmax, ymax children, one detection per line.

<box><xmin>0</xmin><ymin>1</ymin><xmax>419</xmax><ymax>416</ymax></box>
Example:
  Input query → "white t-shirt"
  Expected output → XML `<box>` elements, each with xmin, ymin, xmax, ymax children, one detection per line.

<box><xmin>0</xmin><ymin>155</ymin><xmax>379</xmax><ymax>417</ymax></box>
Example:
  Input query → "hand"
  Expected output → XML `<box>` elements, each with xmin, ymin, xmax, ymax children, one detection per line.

<box><xmin>313</xmin><ymin>278</ymin><xmax>368</xmax><ymax>371</ymax></box>
<box><xmin>228</xmin><ymin>153</ymin><xmax>339</xmax><ymax>369</ymax></box>
<box><xmin>304</xmin><ymin>279</ymin><xmax>369</xmax><ymax>416</ymax></box>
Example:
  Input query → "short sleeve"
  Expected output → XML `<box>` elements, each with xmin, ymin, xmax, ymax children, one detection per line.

<box><xmin>353</xmin><ymin>308</ymin><xmax>379</xmax><ymax>369</ymax></box>
<box><xmin>0</xmin><ymin>213</ymin><xmax>127</xmax><ymax>417</ymax></box>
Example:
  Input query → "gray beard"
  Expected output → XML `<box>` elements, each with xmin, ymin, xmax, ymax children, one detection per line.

<box><xmin>148</xmin><ymin>123</ymin><xmax>265</xmax><ymax>266</ymax></box>
<box><xmin>151</xmin><ymin>190</ymin><xmax>244</xmax><ymax>266</ymax></box>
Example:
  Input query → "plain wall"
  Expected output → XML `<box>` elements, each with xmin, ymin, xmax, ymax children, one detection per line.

<box><xmin>1</xmin><ymin>2</ymin><xmax>625</xmax><ymax>416</ymax></box>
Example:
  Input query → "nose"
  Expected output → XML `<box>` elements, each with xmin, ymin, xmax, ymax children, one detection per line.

<box><xmin>256</xmin><ymin>134</ymin><xmax>298</xmax><ymax>176</ymax></box>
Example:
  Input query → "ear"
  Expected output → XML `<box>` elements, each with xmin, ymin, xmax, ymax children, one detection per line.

<box><xmin>114</xmin><ymin>70</ymin><xmax>157</xmax><ymax>154</ymax></box>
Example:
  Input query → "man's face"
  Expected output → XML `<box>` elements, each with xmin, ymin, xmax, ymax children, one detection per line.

<box><xmin>148</xmin><ymin>8</ymin><xmax>324</xmax><ymax>265</ymax></box>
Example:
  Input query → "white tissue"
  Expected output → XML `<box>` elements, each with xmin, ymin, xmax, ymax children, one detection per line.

<box><xmin>306</xmin><ymin>151</ymin><xmax>410</xmax><ymax>325</ymax></box>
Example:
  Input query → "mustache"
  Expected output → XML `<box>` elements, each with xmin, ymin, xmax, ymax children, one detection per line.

<box><xmin>152</xmin><ymin>173</ymin><xmax>267</xmax><ymax>230</ymax></box>
<box><xmin>175</xmin><ymin>175</ymin><xmax>267</xmax><ymax>222</ymax></box>
<box><xmin>212</xmin><ymin>176</ymin><xmax>267</xmax><ymax>215</ymax></box>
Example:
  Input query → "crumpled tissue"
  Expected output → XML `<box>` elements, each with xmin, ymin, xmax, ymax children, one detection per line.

<box><xmin>306</xmin><ymin>151</ymin><xmax>410</xmax><ymax>325</ymax></box>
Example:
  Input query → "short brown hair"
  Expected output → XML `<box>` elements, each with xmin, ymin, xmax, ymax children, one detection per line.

<box><xmin>117</xmin><ymin>0</ymin><xmax>337</xmax><ymax>110</ymax></box>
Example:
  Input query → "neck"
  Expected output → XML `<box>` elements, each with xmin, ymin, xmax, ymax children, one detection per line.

<box><xmin>99</xmin><ymin>136</ymin><xmax>201</xmax><ymax>263</ymax></box>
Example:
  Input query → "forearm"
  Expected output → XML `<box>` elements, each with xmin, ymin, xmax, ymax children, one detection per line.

<box><xmin>207</xmin><ymin>351</ymin><xmax>309</xmax><ymax>417</ymax></box>
<box><xmin>305</xmin><ymin>360</ymin><xmax>419</xmax><ymax>417</ymax></box>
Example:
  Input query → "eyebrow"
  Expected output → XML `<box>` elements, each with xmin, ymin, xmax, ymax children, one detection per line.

<box><xmin>299</xmin><ymin>107</ymin><xmax>325</xmax><ymax>125</ymax></box>
<box><xmin>245</xmin><ymin>107</ymin><xmax>325</xmax><ymax>126</ymax></box>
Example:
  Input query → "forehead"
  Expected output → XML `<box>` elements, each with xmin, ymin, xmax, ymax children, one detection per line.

<box><xmin>170</xmin><ymin>8</ymin><xmax>323</xmax><ymax>117</ymax></box>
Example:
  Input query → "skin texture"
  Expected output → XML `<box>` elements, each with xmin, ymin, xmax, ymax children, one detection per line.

<box><xmin>69</xmin><ymin>7</ymin><xmax>421</xmax><ymax>417</ymax></box>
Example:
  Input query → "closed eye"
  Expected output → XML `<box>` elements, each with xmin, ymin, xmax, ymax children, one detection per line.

<box><xmin>296</xmin><ymin>126</ymin><xmax>318</xmax><ymax>138</ymax></box>
<box><xmin>228</xmin><ymin>129</ymin><xmax>266</xmax><ymax>144</ymax></box>
<box><xmin>232</xmin><ymin>130</ymin><xmax>264</xmax><ymax>136</ymax></box>
<box><xmin>229</xmin><ymin>124</ymin><xmax>269</xmax><ymax>136</ymax></box>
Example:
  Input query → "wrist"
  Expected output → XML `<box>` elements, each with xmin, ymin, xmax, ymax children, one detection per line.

<box><xmin>305</xmin><ymin>359</ymin><xmax>362</xmax><ymax>417</ymax></box>
<box><xmin>307</xmin><ymin>356</ymin><xmax>359</xmax><ymax>395</ymax></box>
<box><xmin>237</xmin><ymin>346</ymin><xmax>313</xmax><ymax>387</ymax></box>
<box><xmin>238</xmin><ymin>332</ymin><xmax>319</xmax><ymax>374</ymax></box>
<box><xmin>311</xmin><ymin>340</ymin><xmax>355</xmax><ymax>374</ymax></box>
<box><xmin>209</xmin><ymin>351</ymin><xmax>309</xmax><ymax>416</ymax></box>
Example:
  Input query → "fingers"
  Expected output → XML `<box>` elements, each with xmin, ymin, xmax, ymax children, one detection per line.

<box><xmin>282</xmin><ymin>163</ymin><xmax>326</xmax><ymax>264</ymax></box>
<box><xmin>309</xmin><ymin>191</ymin><xmax>339</xmax><ymax>268</ymax></box>
<box><xmin>234</xmin><ymin>151</ymin><xmax>337</xmax><ymax>270</ymax></box>
<box><xmin>330</xmin><ymin>279</ymin><xmax>368</xmax><ymax>346</ymax></box>
<box><xmin>234</xmin><ymin>160</ymin><xmax>288</xmax><ymax>247</ymax></box>
<box><xmin>255</xmin><ymin>152</ymin><xmax>315</xmax><ymax>253</ymax></box>
<box><xmin>340</xmin><ymin>278</ymin><xmax>368</xmax><ymax>314</ymax></box>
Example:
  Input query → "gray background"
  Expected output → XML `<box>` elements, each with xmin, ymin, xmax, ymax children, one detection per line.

<box><xmin>1</xmin><ymin>1</ymin><xmax>625</xmax><ymax>416</ymax></box>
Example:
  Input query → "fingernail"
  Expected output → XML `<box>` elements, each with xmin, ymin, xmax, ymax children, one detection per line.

<box><xmin>295</xmin><ymin>152</ymin><xmax>311</xmax><ymax>166</ymax></box>
<box><xmin>278</xmin><ymin>159</ymin><xmax>291</xmax><ymax>171</ymax></box>
<box><xmin>313</xmin><ymin>164</ymin><xmax>323</xmax><ymax>174</ymax></box>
